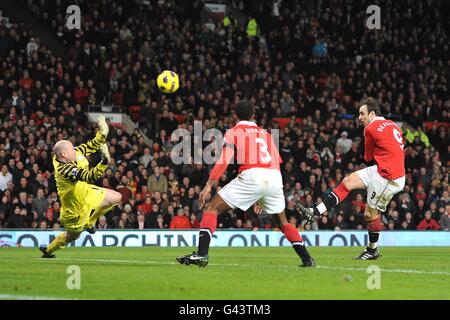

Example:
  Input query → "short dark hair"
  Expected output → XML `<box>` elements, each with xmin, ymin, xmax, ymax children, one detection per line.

<box><xmin>360</xmin><ymin>97</ymin><xmax>381</xmax><ymax>116</ymax></box>
<box><xmin>235</xmin><ymin>100</ymin><xmax>255</xmax><ymax>121</ymax></box>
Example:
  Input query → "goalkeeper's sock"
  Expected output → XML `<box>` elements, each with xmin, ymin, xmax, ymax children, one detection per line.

<box><xmin>88</xmin><ymin>204</ymin><xmax>116</xmax><ymax>228</ymax></box>
<box><xmin>198</xmin><ymin>212</ymin><xmax>217</xmax><ymax>256</ymax></box>
<box><xmin>314</xmin><ymin>183</ymin><xmax>350</xmax><ymax>216</ymax></box>
<box><xmin>46</xmin><ymin>232</ymin><xmax>69</xmax><ymax>255</ymax></box>
<box><xmin>281</xmin><ymin>223</ymin><xmax>311</xmax><ymax>262</ymax></box>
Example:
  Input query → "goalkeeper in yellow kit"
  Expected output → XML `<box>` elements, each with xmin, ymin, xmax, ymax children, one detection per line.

<box><xmin>40</xmin><ymin>116</ymin><xmax>122</xmax><ymax>258</ymax></box>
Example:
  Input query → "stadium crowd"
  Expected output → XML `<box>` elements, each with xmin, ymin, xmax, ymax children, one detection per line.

<box><xmin>0</xmin><ymin>0</ymin><xmax>449</xmax><ymax>232</ymax></box>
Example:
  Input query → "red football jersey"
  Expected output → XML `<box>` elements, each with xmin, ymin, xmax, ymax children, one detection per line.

<box><xmin>209</xmin><ymin>121</ymin><xmax>282</xmax><ymax>181</ymax></box>
<box><xmin>226</xmin><ymin>121</ymin><xmax>282</xmax><ymax>173</ymax></box>
<box><xmin>364</xmin><ymin>117</ymin><xmax>405</xmax><ymax>180</ymax></box>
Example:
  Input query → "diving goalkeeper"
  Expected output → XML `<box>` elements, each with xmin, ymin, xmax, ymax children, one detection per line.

<box><xmin>40</xmin><ymin>116</ymin><xmax>122</xmax><ymax>258</ymax></box>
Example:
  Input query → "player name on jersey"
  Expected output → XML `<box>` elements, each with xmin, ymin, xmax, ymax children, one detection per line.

<box><xmin>376</xmin><ymin>121</ymin><xmax>398</xmax><ymax>132</ymax></box>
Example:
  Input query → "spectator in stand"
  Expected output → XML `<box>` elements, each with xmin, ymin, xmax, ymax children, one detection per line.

<box><xmin>336</xmin><ymin>131</ymin><xmax>352</xmax><ymax>154</ymax></box>
<box><xmin>170</xmin><ymin>208</ymin><xmax>191</xmax><ymax>229</ymax></box>
<box><xmin>333</xmin><ymin>214</ymin><xmax>346</xmax><ymax>230</ymax></box>
<box><xmin>190</xmin><ymin>213</ymin><xmax>200</xmax><ymax>229</ymax></box>
<box><xmin>134</xmin><ymin>214</ymin><xmax>148</xmax><ymax>230</ymax></box>
<box><xmin>0</xmin><ymin>165</ymin><xmax>13</xmax><ymax>192</ymax></box>
<box><xmin>417</xmin><ymin>211</ymin><xmax>441</xmax><ymax>231</ymax></box>
<box><xmin>155</xmin><ymin>215</ymin><xmax>165</xmax><ymax>229</ymax></box>
<box><xmin>318</xmin><ymin>215</ymin><xmax>333</xmax><ymax>230</ymax></box>
<box><xmin>97</xmin><ymin>215</ymin><xmax>111</xmax><ymax>230</ymax></box>
<box><xmin>8</xmin><ymin>207</ymin><xmax>27</xmax><ymax>228</ymax></box>
<box><xmin>26</xmin><ymin>37</ymin><xmax>38</xmax><ymax>57</ymax></box>
<box><xmin>138</xmin><ymin>195</ymin><xmax>153</xmax><ymax>215</ymax></box>
<box><xmin>31</xmin><ymin>188</ymin><xmax>48</xmax><ymax>221</ymax></box>
<box><xmin>45</xmin><ymin>202</ymin><xmax>61</xmax><ymax>227</ymax></box>
<box><xmin>401</xmin><ymin>212</ymin><xmax>416</xmax><ymax>230</ymax></box>
<box><xmin>439</xmin><ymin>205</ymin><xmax>450</xmax><ymax>231</ymax></box>
<box><xmin>39</xmin><ymin>220</ymin><xmax>48</xmax><ymax>230</ymax></box>
<box><xmin>116</xmin><ymin>176</ymin><xmax>133</xmax><ymax>205</ymax></box>
<box><xmin>233</xmin><ymin>219</ymin><xmax>244</xmax><ymax>229</ymax></box>
<box><xmin>147</xmin><ymin>166</ymin><xmax>168</xmax><ymax>194</ymax></box>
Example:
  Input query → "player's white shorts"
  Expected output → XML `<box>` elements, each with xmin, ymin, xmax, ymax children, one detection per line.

<box><xmin>356</xmin><ymin>165</ymin><xmax>405</xmax><ymax>212</ymax></box>
<box><xmin>218</xmin><ymin>168</ymin><xmax>285</xmax><ymax>214</ymax></box>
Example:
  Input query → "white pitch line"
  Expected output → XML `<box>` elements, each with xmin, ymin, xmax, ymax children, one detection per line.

<box><xmin>0</xmin><ymin>293</ymin><xmax>76</xmax><ymax>300</ymax></box>
<box><xmin>316</xmin><ymin>265</ymin><xmax>450</xmax><ymax>276</ymax></box>
<box><xmin>51</xmin><ymin>257</ymin><xmax>450</xmax><ymax>276</ymax></box>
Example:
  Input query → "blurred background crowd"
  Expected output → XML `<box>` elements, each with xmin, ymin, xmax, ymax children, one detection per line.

<box><xmin>0</xmin><ymin>0</ymin><xmax>448</xmax><ymax>232</ymax></box>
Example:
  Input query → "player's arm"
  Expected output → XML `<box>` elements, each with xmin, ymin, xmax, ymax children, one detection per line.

<box><xmin>199</xmin><ymin>143</ymin><xmax>235</xmax><ymax>207</ymax></box>
<box><xmin>208</xmin><ymin>131</ymin><xmax>236</xmax><ymax>184</ymax></box>
<box><xmin>58</xmin><ymin>145</ymin><xmax>111</xmax><ymax>183</ymax></box>
<box><xmin>57</xmin><ymin>160</ymin><xmax>108</xmax><ymax>183</ymax></box>
<box><xmin>364</xmin><ymin>126</ymin><xmax>375</xmax><ymax>162</ymax></box>
<box><xmin>75</xmin><ymin>116</ymin><xmax>109</xmax><ymax>156</ymax></box>
<box><xmin>209</xmin><ymin>145</ymin><xmax>235</xmax><ymax>182</ymax></box>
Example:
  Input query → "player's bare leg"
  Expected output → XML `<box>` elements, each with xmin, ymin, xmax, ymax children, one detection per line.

<box><xmin>177</xmin><ymin>194</ymin><xmax>231</xmax><ymax>267</ymax></box>
<box><xmin>40</xmin><ymin>231</ymin><xmax>81</xmax><ymax>258</ymax></box>
<box><xmin>296</xmin><ymin>172</ymin><xmax>366</xmax><ymax>222</ymax></box>
<box><xmin>275</xmin><ymin>211</ymin><xmax>316</xmax><ymax>267</ymax></box>
<box><xmin>85</xmin><ymin>189</ymin><xmax>122</xmax><ymax>234</ymax></box>
<box><xmin>354</xmin><ymin>206</ymin><xmax>382</xmax><ymax>260</ymax></box>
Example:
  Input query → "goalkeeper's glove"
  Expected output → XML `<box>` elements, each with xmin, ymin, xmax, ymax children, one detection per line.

<box><xmin>97</xmin><ymin>115</ymin><xmax>109</xmax><ymax>137</ymax></box>
<box><xmin>100</xmin><ymin>144</ymin><xmax>111</xmax><ymax>164</ymax></box>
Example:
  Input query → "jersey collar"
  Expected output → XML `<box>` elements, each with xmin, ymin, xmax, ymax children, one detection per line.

<box><xmin>369</xmin><ymin>116</ymin><xmax>385</xmax><ymax>124</ymax></box>
<box><xmin>236</xmin><ymin>120</ymin><xmax>257</xmax><ymax>127</ymax></box>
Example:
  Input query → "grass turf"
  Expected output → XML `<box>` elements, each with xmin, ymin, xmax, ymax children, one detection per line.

<box><xmin>0</xmin><ymin>246</ymin><xmax>449</xmax><ymax>300</ymax></box>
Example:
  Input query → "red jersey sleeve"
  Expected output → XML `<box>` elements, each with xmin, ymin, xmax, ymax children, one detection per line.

<box><xmin>209</xmin><ymin>130</ymin><xmax>236</xmax><ymax>181</ymax></box>
<box><xmin>364</xmin><ymin>126</ymin><xmax>375</xmax><ymax>162</ymax></box>
<box><xmin>209</xmin><ymin>146</ymin><xmax>235</xmax><ymax>181</ymax></box>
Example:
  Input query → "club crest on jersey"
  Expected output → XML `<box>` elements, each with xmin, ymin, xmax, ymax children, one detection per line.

<box><xmin>71</xmin><ymin>168</ymin><xmax>79</xmax><ymax>176</ymax></box>
<box><xmin>77</xmin><ymin>155</ymin><xmax>84</xmax><ymax>161</ymax></box>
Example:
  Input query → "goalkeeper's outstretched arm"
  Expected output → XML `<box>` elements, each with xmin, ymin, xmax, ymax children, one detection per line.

<box><xmin>75</xmin><ymin>116</ymin><xmax>109</xmax><ymax>156</ymax></box>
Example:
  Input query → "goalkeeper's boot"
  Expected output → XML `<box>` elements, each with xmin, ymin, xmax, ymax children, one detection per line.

<box><xmin>295</xmin><ymin>202</ymin><xmax>317</xmax><ymax>224</ymax></box>
<box><xmin>84</xmin><ymin>222</ymin><xmax>96</xmax><ymax>234</ymax></box>
<box><xmin>84</xmin><ymin>226</ymin><xmax>96</xmax><ymax>234</ymax></box>
<box><xmin>353</xmin><ymin>247</ymin><xmax>381</xmax><ymax>260</ymax></box>
<box><xmin>300</xmin><ymin>257</ymin><xmax>316</xmax><ymax>268</ymax></box>
<box><xmin>39</xmin><ymin>245</ymin><xmax>55</xmax><ymax>258</ymax></box>
<box><xmin>176</xmin><ymin>252</ymin><xmax>209</xmax><ymax>267</ymax></box>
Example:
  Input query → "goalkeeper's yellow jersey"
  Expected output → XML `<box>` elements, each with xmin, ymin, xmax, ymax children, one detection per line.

<box><xmin>53</xmin><ymin>131</ymin><xmax>108</xmax><ymax>218</ymax></box>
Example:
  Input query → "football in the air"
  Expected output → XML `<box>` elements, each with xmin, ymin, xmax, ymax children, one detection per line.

<box><xmin>157</xmin><ymin>70</ymin><xmax>179</xmax><ymax>93</ymax></box>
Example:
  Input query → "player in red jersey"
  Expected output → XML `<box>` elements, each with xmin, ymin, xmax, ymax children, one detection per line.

<box><xmin>297</xmin><ymin>97</ymin><xmax>405</xmax><ymax>260</ymax></box>
<box><xmin>177</xmin><ymin>101</ymin><xmax>315</xmax><ymax>267</ymax></box>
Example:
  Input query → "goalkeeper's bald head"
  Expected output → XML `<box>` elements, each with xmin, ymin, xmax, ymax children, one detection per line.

<box><xmin>53</xmin><ymin>140</ymin><xmax>76</xmax><ymax>162</ymax></box>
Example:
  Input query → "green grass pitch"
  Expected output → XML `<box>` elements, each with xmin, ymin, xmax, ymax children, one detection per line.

<box><xmin>1</xmin><ymin>247</ymin><xmax>449</xmax><ymax>300</ymax></box>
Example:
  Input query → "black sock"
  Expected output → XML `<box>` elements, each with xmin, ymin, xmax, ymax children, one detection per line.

<box><xmin>323</xmin><ymin>192</ymin><xmax>339</xmax><ymax>209</ymax></box>
<box><xmin>369</xmin><ymin>231</ymin><xmax>379</xmax><ymax>244</ymax></box>
<box><xmin>314</xmin><ymin>192</ymin><xmax>339</xmax><ymax>216</ymax></box>
<box><xmin>198</xmin><ymin>230</ymin><xmax>211</xmax><ymax>256</ymax></box>
<box><xmin>367</xmin><ymin>231</ymin><xmax>380</xmax><ymax>253</ymax></box>
<box><xmin>293</xmin><ymin>244</ymin><xmax>312</xmax><ymax>262</ymax></box>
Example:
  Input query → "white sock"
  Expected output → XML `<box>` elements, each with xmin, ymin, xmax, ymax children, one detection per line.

<box><xmin>368</xmin><ymin>242</ymin><xmax>378</xmax><ymax>249</ymax></box>
<box><xmin>317</xmin><ymin>202</ymin><xmax>327</xmax><ymax>215</ymax></box>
